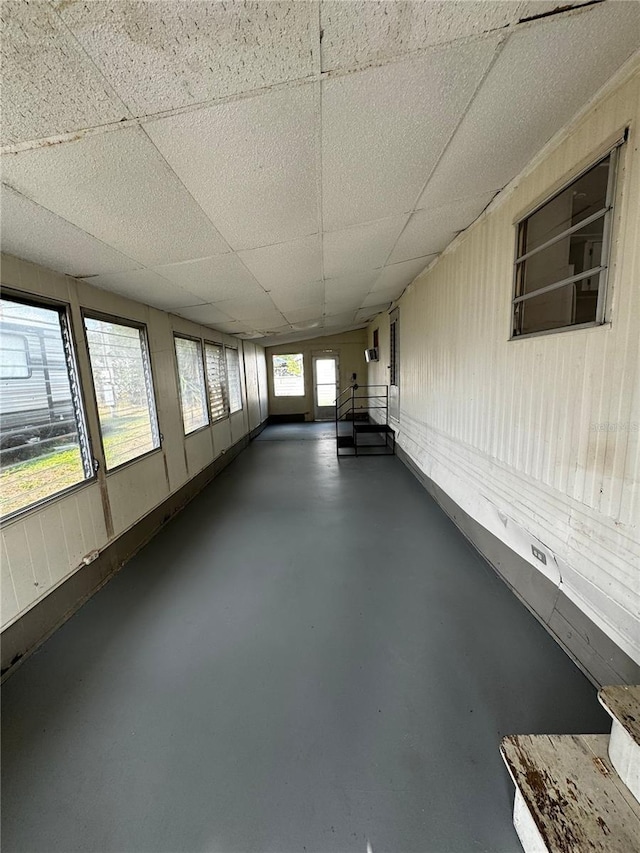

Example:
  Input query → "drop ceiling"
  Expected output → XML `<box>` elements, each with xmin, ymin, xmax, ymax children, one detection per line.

<box><xmin>1</xmin><ymin>0</ymin><xmax>638</xmax><ymax>345</ymax></box>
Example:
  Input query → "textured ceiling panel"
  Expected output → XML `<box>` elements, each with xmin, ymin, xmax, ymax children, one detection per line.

<box><xmin>0</xmin><ymin>185</ymin><xmax>138</xmax><ymax>278</ymax></box>
<box><xmin>389</xmin><ymin>212</ymin><xmax>457</xmax><ymax>264</ymax></box>
<box><xmin>85</xmin><ymin>268</ymin><xmax>204</xmax><ymax>311</ymax></box>
<box><xmin>2</xmin><ymin>127</ymin><xmax>229</xmax><ymax>266</ymax></box>
<box><xmin>55</xmin><ymin>0</ymin><xmax>318</xmax><ymax>116</ymax></box>
<box><xmin>361</xmin><ymin>287</ymin><xmax>405</xmax><ymax>308</ymax></box>
<box><xmin>321</xmin><ymin>35</ymin><xmax>499</xmax><ymax>230</ymax></box>
<box><xmin>0</xmin><ymin>0</ymin><xmax>128</xmax><ymax>145</ymax></box>
<box><xmin>371</xmin><ymin>257</ymin><xmax>433</xmax><ymax>293</ymax></box>
<box><xmin>392</xmin><ymin>193</ymin><xmax>495</xmax><ymax>263</ymax></box>
<box><xmin>324</xmin><ymin>272</ymin><xmax>380</xmax><ymax>300</ymax></box>
<box><xmin>239</xmin><ymin>234</ymin><xmax>322</xmax><ymax>291</ymax></box>
<box><xmin>324</xmin><ymin>294</ymin><xmax>366</xmax><ymax>314</ymax></box>
<box><xmin>320</xmin><ymin>0</ymin><xmax>527</xmax><ymax>72</ymax></box>
<box><xmin>324</xmin><ymin>311</ymin><xmax>359</xmax><ymax>326</ymax></box>
<box><xmin>283</xmin><ymin>306</ymin><xmax>324</xmax><ymax>324</ymax></box>
<box><xmin>270</xmin><ymin>281</ymin><xmax>325</xmax><ymax>311</ymax></box>
<box><xmin>355</xmin><ymin>305</ymin><xmax>390</xmax><ymax>323</ymax></box>
<box><xmin>211</xmin><ymin>292</ymin><xmax>282</xmax><ymax>322</ymax></box>
<box><xmin>144</xmin><ymin>85</ymin><xmax>318</xmax><ymax>250</ymax></box>
<box><xmin>152</xmin><ymin>254</ymin><xmax>264</xmax><ymax>303</ymax></box>
<box><xmin>419</xmin><ymin>2</ymin><xmax>640</xmax><ymax>208</ymax></box>
<box><xmin>323</xmin><ymin>215</ymin><xmax>407</xmax><ymax>279</ymax></box>
<box><xmin>173</xmin><ymin>304</ymin><xmax>233</xmax><ymax>326</ymax></box>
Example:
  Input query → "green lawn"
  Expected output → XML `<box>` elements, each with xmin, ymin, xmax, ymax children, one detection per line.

<box><xmin>1</xmin><ymin>411</ymin><xmax>155</xmax><ymax>517</ymax></box>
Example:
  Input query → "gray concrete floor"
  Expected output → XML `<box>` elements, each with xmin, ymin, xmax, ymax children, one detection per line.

<box><xmin>1</xmin><ymin>425</ymin><xmax>609</xmax><ymax>852</ymax></box>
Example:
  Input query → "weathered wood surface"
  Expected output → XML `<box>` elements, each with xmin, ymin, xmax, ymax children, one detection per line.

<box><xmin>501</xmin><ymin>734</ymin><xmax>640</xmax><ymax>853</ymax></box>
<box><xmin>599</xmin><ymin>685</ymin><xmax>640</xmax><ymax>746</ymax></box>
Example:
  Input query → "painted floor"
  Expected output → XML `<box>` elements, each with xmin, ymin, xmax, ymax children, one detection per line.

<box><xmin>1</xmin><ymin>425</ymin><xmax>609</xmax><ymax>853</ymax></box>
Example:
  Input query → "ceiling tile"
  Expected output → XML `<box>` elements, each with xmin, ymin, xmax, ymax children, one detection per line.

<box><xmin>209</xmin><ymin>320</ymin><xmax>245</xmax><ymax>335</ymax></box>
<box><xmin>152</xmin><ymin>254</ymin><xmax>264</xmax><ymax>303</ymax></box>
<box><xmin>173</xmin><ymin>304</ymin><xmax>233</xmax><ymax>326</ymax></box>
<box><xmin>320</xmin><ymin>1</ymin><xmax>524</xmax><ymax>72</ymax></box>
<box><xmin>1</xmin><ymin>1</ymin><xmax>128</xmax><ymax>145</ymax></box>
<box><xmin>144</xmin><ymin>85</ymin><xmax>318</xmax><ymax>250</ymax></box>
<box><xmin>270</xmin><ymin>281</ymin><xmax>325</xmax><ymax>311</ymax></box>
<box><xmin>85</xmin><ymin>269</ymin><xmax>204</xmax><ymax>312</ymax></box>
<box><xmin>419</xmin><ymin>2</ymin><xmax>640</xmax><ymax>207</ymax></box>
<box><xmin>321</xmin><ymin>35</ymin><xmax>500</xmax><ymax>230</ymax></box>
<box><xmin>212</xmin><ymin>292</ymin><xmax>283</xmax><ymax>322</ymax></box>
<box><xmin>0</xmin><ymin>185</ymin><xmax>139</xmax><ymax>278</ymax></box>
<box><xmin>323</xmin><ymin>215</ymin><xmax>407</xmax><ymax>278</ymax></box>
<box><xmin>239</xmin><ymin>235</ymin><xmax>322</xmax><ymax>290</ymax></box>
<box><xmin>355</xmin><ymin>305</ymin><xmax>390</xmax><ymax>323</ymax></box>
<box><xmin>389</xmin><ymin>210</ymin><xmax>457</xmax><ymax>263</ymax></box>
<box><xmin>324</xmin><ymin>295</ymin><xmax>364</xmax><ymax>314</ymax></box>
<box><xmin>372</xmin><ymin>256</ymin><xmax>433</xmax><ymax>292</ymax></box>
<box><xmin>323</xmin><ymin>311</ymin><xmax>358</xmax><ymax>327</ymax></box>
<box><xmin>2</xmin><ymin>127</ymin><xmax>230</xmax><ymax>266</ymax></box>
<box><xmin>324</xmin><ymin>272</ymin><xmax>380</xmax><ymax>299</ymax></box>
<box><xmin>361</xmin><ymin>288</ymin><xmax>401</xmax><ymax>308</ymax></box>
<box><xmin>283</xmin><ymin>307</ymin><xmax>324</xmax><ymax>324</ymax></box>
<box><xmin>56</xmin><ymin>1</ymin><xmax>318</xmax><ymax>116</ymax></box>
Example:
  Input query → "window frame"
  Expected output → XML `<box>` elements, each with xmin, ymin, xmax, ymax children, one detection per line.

<box><xmin>510</xmin><ymin>142</ymin><xmax>622</xmax><ymax>341</ymax></box>
<box><xmin>82</xmin><ymin>309</ymin><xmax>162</xmax><ymax>474</ymax></box>
<box><xmin>174</xmin><ymin>333</ymin><xmax>211</xmax><ymax>435</ymax></box>
<box><xmin>0</xmin><ymin>290</ymin><xmax>96</xmax><ymax>524</ymax></box>
<box><xmin>271</xmin><ymin>352</ymin><xmax>305</xmax><ymax>398</ymax></box>
<box><xmin>225</xmin><ymin>345</ymin><xmax>243</xmax><ymax>414</ymax></box>
<box><xmin>203</xmin><ymin>339</ymin><xmax>230</xmax><ymax>424</ymax></box>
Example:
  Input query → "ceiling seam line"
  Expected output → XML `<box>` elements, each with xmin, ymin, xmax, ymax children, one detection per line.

<box><xmin>0</xmin><ymin>183</ymin><xmax>146</xmax><ymax>276</ymax></box>
<box><xmin>378</xmin><ymin>33</ymin><xmax>510</xmax><ymax>273</ymax></box>
<box><xmin>2</xmin><ymin>24</ymin><xmax>526</xmax><ymax>156</ymax></box>
<box><xmin>136</xmin><ymin>125</ymin><xmax>286</xmax><ymax>331</ymax></box>
<box><xmin>47</xmin><ymin>0</ymin><xmax>136</xmax><ymax>121</ymax></box>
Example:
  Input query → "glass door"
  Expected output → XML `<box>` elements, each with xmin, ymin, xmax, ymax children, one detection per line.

<box><xmin>313</xmin><ymin>355</ymin><xmax>339</xmax><ymax>421</ymax></box>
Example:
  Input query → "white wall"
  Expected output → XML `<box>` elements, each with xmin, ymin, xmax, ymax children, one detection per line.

<box><xmin>368</xmin><ymin>65</ymin><xmax>640</xmax><ymax>667</ymax></box>
<box><xmin>0</xmin><ymin>254</ymin><xmax>267</xmax><ymax>631</ymax></box>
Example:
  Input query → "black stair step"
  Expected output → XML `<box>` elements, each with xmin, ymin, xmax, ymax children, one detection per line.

<box><xmin>353</xmin><ymin>423</ymin><xmax>394</xmax><ymax>433</ymax></box>
<box><xmin>337</xmin><ymin>436</ymin><xmax>355</xmax><ymax>447</ymax></box>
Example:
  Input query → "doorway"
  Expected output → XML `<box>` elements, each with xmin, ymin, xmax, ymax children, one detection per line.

<box><xmin>313</xmin><ymin>355</ymin><xmax>339</xmax><ymax>421</ymax></box>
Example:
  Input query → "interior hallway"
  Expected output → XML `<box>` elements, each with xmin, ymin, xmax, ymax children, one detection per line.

<box><xmin>1</xmin><ymin>425</ymin><xmax>609</xmax><ymax>853</ymax></box>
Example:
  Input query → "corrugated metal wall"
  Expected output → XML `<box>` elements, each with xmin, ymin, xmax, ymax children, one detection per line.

<box><xmin>368</xmin><ymin>66</ymin><xmax>640</xmax><ymax>665</ymax></box>
<box><xmin>0</xmin><ymin>254</ymin><xmax>267</xmax><ymax>630</ymax></box>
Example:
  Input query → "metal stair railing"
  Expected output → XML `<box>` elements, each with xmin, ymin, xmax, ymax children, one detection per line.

<box><xmin>334</xmin><ymin>384</ymin><xmax>394</xmax><ymax>457</ymax></box>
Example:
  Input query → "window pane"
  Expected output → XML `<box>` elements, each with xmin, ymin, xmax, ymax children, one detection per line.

<box><xmin>521</xmin><ymin>155</ymin><xmax>610</xmax><ymax>255</ymax></box>
<box><xmin>175</xmin><ymin>337</ymin><xmax>209</xmax><ymax>433</ymax></box>
<box><xmin>204</xmin><ymin>342</ymin><xmax>228</xmax><ymax>422</ymax></box>
<box><xmin>272</xmin><ymin>353</ymin><xmax>304</xmax><ymax>396</ymax></box>
<box><xmin>226</xmin><ymin>348</ymin><xmax>242</xmax><ymax>413</ymax></box>
<box><xmin>514</xmin><ymin>277</ymin><xmax>600</xmax><ymax>336</ymax></box>
<box><xmin>0</xmin><ymin>298</ymin><xmax>90</xmax><ymax>518</ymax></box>
<box><xmin>516</xmin><ymin>214</ymin><xmax>605</xmax><ymax>296</ymax></box>
<box><xmin>85</xmin><ymin>318</ymin><xmax>160</xmax><ymax>470</ymax></box>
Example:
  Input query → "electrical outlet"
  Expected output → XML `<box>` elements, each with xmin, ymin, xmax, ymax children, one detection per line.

<box><xmin>531</xmin><ymin>545</ymin><xmax>547</xmax><ymax>565</ymax></box>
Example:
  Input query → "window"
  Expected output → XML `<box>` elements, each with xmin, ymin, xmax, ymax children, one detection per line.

<box><xmin>84</xmin><ymin>316</ymin><xmax>160</xmax><ymax>470</ymax></box>
<box><xmin>204</xmin><ymin>342</ymin><xmax>228</xmax><ymax>422</ymax></box>
<box><xmin>175</xmin><ymin>336</ymin><xmax>209</xmax><ymax>433</ymax></box>
<box><xmin>225</xmin><ymin>347</ymin><xmax>243</xmax><ymax>414</ymax></box>
<box><xmin>272</xmin><ymin>353</ymin><xmax>304</xmax><ymax>396</ymax></box>
<box><xmin>389</xmin><ymin>318</ymin><xmax>398</xmax><ymax>386</ymax></box>
<box><xmin>512</xmin><ymin>147</ymin><xmax>619</xmax><ymax>337</ymax></box>
<box><xmin>373</xmin><ymin>328</ymin><xmax>379</xmax><ymax>349</ymax></box>
<box><xmin>0</xmin><ymin>297</ymin><xmax>92</xmax><ymax>518</ymax></box>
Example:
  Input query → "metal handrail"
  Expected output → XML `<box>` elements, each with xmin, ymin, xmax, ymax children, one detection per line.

<box><xmin>335</xmin><ymin>384</ymin><xmax>391</xmax><ymax>453</ymax></box>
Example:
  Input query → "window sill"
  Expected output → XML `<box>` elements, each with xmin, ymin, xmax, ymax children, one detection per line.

<box><xmin>509</xmin><ymin>320</ymin><xmax>609</xmax><ymax>341</ymax></box>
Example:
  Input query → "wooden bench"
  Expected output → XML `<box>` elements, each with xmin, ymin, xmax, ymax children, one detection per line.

<box><xmin>599</xmin><ymin>685</ymin><xmax>640</xmax><ymax>803</ymax></box>
<box><xmin>500</xmin><ymin>733</ymin><xmax>640</xmax><ymax>852</ymax></box>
